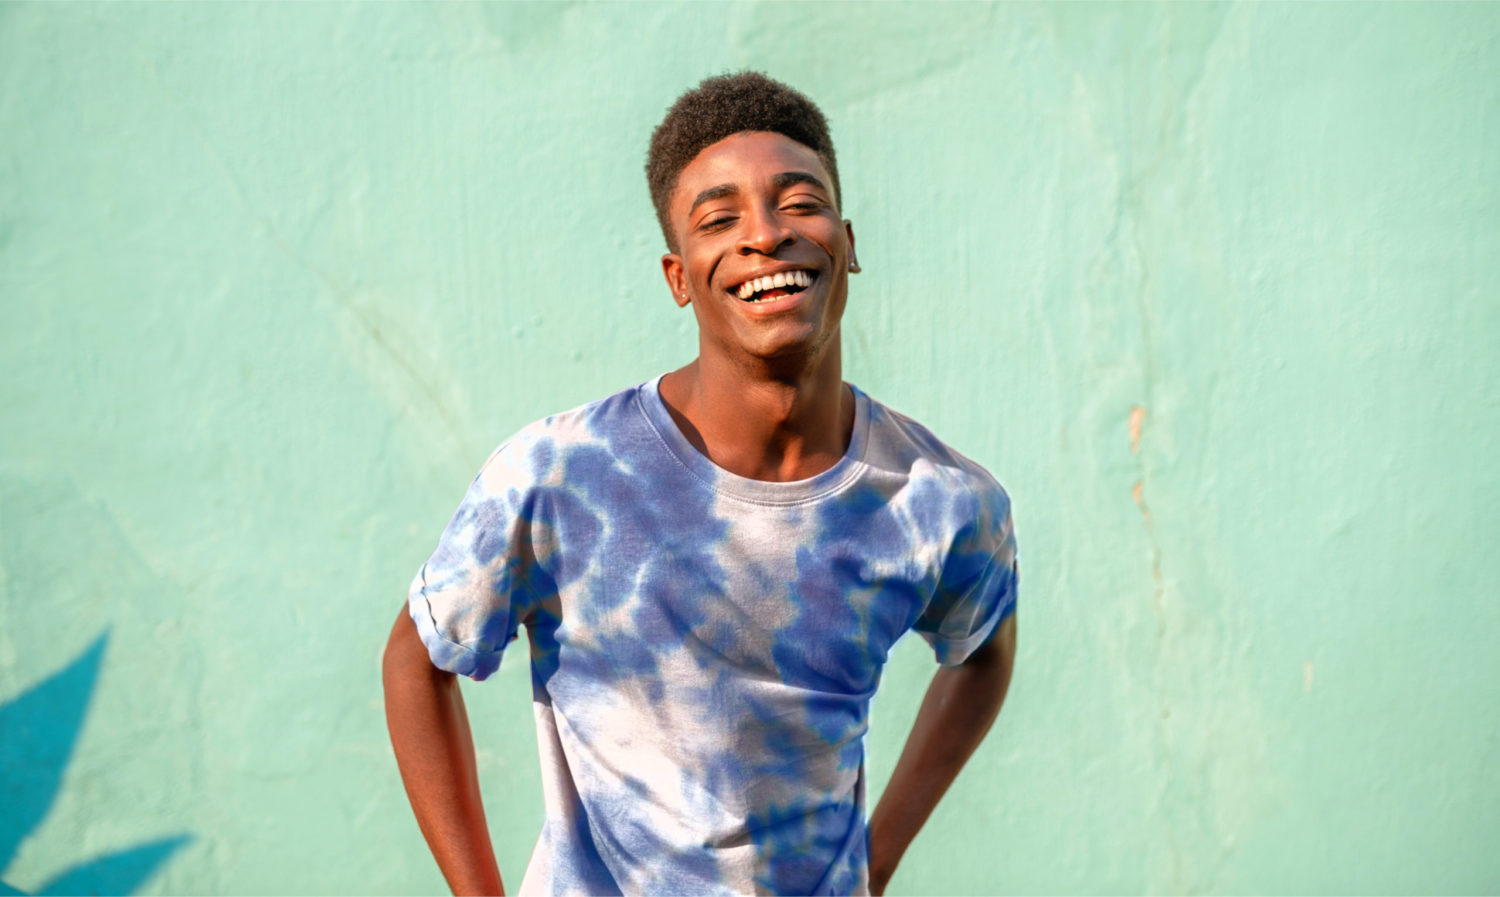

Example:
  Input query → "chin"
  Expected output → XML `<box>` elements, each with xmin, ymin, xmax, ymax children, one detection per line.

<box><xmin>743</xmin><ymin>327</ymin><xmax>836</xmax><ymax>365</ymax></box>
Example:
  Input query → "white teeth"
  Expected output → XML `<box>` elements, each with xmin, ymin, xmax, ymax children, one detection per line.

<box><xmin>735</xmin><ymin>270</ymin><xmax>815</xmax><ymax>301</ymax></box>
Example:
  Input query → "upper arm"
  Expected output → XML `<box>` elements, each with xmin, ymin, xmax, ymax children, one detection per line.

<box><xmin>383</xmin><ymin>601</ymin><xmax>453</xmax><ymax>683</ymax></box>
<box><xmin>961</xmin><ymin>613</ymin><xmax>1016</xmax><ymax>677</ymax></box>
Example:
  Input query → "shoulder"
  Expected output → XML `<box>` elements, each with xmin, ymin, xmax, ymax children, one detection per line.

<box><xmin>473</xmin><ymin>380</ymin><xmax>650</xmax><ymax>494</ymax></box>
<box><xmin>862</xmin><ymin>393</ymin><xmax>1013</xmax><ymax>508</ymax></box>
<box><xmin>862</xmin><ymin>391</ymin><xmax>1015</xmax><ymax>544</ymax></box>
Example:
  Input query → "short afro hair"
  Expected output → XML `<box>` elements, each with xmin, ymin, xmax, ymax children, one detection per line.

<box><xmin>646</xmin><ymin>72</ymin><xmax>841</xmax><ymax>252</ymax></box>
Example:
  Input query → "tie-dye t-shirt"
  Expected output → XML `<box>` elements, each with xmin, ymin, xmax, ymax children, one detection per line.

<box><xmin>407</xmin><ymin>374</ymin><xmax>1018</xmax><ymax>897</ymax></box>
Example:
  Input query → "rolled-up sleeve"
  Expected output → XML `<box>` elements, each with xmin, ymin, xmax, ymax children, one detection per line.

<box><xmin>914</xmin><ymin>483</ymin><xmax>1018</xmax><ymax>666</ymax></box>
<box><xmin>407</xmin><ymin>441</ymin><xmax>537</xmax><ymax>681</ymax></box>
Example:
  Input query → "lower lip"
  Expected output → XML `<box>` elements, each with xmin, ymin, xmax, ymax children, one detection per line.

<box><xmin>734</xmin><ymin>285</ymin><xmax>814</xmax><ymax>316</ymax></box>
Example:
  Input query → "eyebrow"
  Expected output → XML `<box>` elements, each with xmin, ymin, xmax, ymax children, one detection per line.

<box><xmin>771</xmin><ymin>171</ymin><xmax>829</xmax><ymax>195</ymax></box>
<box><xmin>688</xmin><ymin>171</ymin><xmax>831</xmax><ymax>216</ymax></box>
<box><xmin>689</xmin><ymin>184</ymin><xmax>739</xmax><ymax>215</ymax></box>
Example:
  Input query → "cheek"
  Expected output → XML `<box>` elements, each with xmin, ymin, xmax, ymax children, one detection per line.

<box><xmin>809</xmin><ymin>222</ymin><xmax>848</xmax><ymax>258</ymax></box>
<box><xmin>687</xmin><ymin>251</ymin><xmax>721</xmax><ymax>291</ymax></box>
<box><xmin>686</xmin><ymin>293</ymin><xmax>719</xmax><ymax>328</ymax></box>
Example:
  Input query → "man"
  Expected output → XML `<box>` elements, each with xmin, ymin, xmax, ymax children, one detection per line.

<box><xmin>383</xmin><ymin>72</ymin><xmax>1018</xmax><ymax>897</ymax></box>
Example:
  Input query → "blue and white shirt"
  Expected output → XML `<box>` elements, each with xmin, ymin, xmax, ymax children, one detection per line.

<box><xmin>408</xmin><ymin>375</ymin><xmax>1018</xmax><ymax>896</ymax></box>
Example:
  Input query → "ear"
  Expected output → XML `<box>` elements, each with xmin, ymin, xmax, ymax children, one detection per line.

<box><xmin>844</xmin><ymin>220</ymin><xmax>860</xmax><ymax>274</ymax></box>
<box><xmin>661</xmin><ymin>253</ymin><xmax>692</xmax><ymax>308</ymax></box>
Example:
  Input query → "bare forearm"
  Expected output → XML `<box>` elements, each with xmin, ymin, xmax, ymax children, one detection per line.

<box><xmin>867</xmin><ymin>615</ymin><xmax>1016</xmax><ymax>894</ymax></box>
<box><xmin>383</xmin><ymin>607</ymin><xmax>505</xmax><ymax>896</ymax></box>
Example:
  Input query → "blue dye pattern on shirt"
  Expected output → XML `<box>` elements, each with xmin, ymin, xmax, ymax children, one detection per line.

<box><xmin>408</xmin><ymin>375</ymin><xmax>1018</xmax><ymax>897</ymax></box>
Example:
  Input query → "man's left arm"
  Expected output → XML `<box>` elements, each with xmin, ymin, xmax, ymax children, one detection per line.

<box><xmin>866</xmin><ymin>613</ymin><xmax>1017</xmax><ymax>896</ymax></box>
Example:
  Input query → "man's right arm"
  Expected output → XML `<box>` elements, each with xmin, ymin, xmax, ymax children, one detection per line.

<box><xmin>382</xmin><ymin>605</ymin><xmax>506</xmax><ymax>896</ymax></box>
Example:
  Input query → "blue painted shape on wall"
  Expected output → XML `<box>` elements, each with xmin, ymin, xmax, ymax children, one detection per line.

<box><xmin>0</xmin><ymin>635</ymin><xmax>106</xmax><ymax>872</ymax></box>
<box><xmin>0</xmin><ymin>634</ymin><xmax>191</xmax><ymax>895</ymax></box>
<box><xmin>32</xmin><ymin>836</ymin><xmax>193</xmax><ymax>897</ymax></box>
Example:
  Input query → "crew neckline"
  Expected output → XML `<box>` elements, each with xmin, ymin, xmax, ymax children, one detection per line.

<box><xmin>637</xmin><ymin>373</ymin><xmax>871</xmax><ymax>506</ymax></box>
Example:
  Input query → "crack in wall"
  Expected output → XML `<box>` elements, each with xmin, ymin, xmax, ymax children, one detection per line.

<box><xmin>1044</xmin><ymin>2</ymin><xmax>1240</xmax><ymax>889</ymax></box>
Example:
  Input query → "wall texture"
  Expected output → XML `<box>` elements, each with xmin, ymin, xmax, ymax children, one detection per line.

<box><xmin>2</xmin><ymin>2</ymin><xmax>1496</xmax><ymax>894</ymax></box>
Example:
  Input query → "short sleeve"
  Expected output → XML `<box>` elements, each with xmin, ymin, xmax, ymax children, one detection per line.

<box><xmin>913</xmin><ymin>484</ymin><xmax>1018</xmax><ymax>666</ymax></box>
<box><xmin>407</xmin><ymin>439</ymin><xmax>541</xmax><ymax>681</ymax></box>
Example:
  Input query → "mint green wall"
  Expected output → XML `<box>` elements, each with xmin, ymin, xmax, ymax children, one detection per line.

<box><xmin>2</xmin><ymin>2</ymin><xmax>1496</xmax><ymax>894</ymax></box>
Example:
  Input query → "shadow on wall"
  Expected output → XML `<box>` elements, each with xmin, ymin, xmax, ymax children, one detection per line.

<box><xmin>0</xmin><ymin>633</ymin><xmax>192</xmax><ymax>896</ymax></box>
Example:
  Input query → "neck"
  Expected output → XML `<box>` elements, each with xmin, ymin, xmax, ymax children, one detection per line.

<box><xmin>659</xmin><ymin>336</ymin><xmax>853</xmax><ymax>483</ymax></box>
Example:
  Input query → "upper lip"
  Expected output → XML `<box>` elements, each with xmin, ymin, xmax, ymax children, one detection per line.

<box><xmin>725</xmin><ymin>264</ymin><xmax>819</xmax><ymax>293</ymax></box>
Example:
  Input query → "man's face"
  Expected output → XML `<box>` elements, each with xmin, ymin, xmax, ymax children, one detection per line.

<box><xmin>661</xmin><ymin>131</ymin><xmax>856</xmax><ymax>365</ymax></box>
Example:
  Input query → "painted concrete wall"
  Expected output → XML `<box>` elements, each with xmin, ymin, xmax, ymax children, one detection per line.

<box><xmin>2</xmin><ymin>2</ymin><xmax>1496</xmax><ymax>893</ymax></box>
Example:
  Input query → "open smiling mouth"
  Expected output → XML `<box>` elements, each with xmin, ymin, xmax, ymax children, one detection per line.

<box><xmin>731</xmin><ymin>270</ymin><xmax>817</xmax><ymax>304</ymax></box>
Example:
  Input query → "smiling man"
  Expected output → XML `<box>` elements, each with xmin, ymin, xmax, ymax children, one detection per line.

<box><xmin>383</xmin><ymin>72</ymin><xmax>1019</xmax><ymax>897</ymax></box>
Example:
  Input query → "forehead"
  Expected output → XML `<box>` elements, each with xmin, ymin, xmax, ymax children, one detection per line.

<box><xmin>671</xmin><ymin>131</ymin><xmax>830</xmax><ymax>211</ymax></box>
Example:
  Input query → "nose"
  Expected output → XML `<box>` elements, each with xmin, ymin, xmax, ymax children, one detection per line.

<box><xmin>737</xmin><ymin>204</ymin><xmax>796</xmax><ymax>256</ymax></box>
